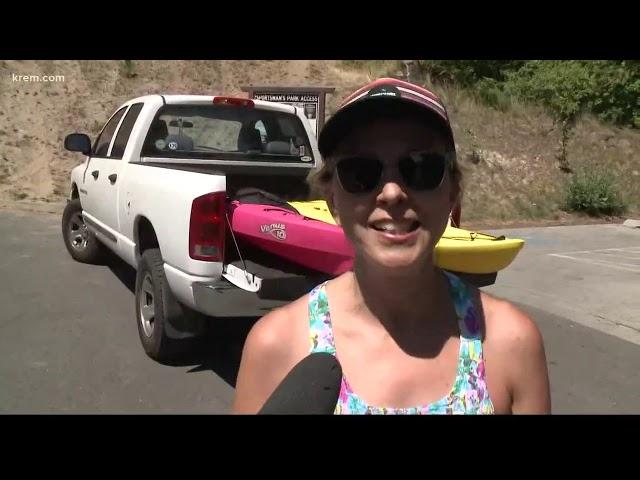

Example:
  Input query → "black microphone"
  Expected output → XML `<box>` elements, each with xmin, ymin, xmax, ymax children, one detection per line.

<box><xmin>258</xmin><ymin>352</ymin><xmax>343</xmax><ymax>415</ymax></box>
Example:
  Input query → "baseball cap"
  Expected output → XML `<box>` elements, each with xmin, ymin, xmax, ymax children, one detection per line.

<box><xmin>318</xmin><ymin>77</ymin><xmax>455</xmax><ymax>158</ymax></box>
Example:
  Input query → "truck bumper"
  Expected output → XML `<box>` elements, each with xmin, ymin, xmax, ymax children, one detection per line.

<box><xmin>192</xmin><ymin>281</ymin><xmax>290</xmax><ymax>317</ymax></box>
<box><xmin>164</xmin><ymin>263</ymin><xmax>290</xmax><ymax>318</ymax></box>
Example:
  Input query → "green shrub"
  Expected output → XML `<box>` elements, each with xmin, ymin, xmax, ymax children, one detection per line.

<box><xmin>504</xmin><ymin>61</ymin><xmax>593</xmax><ymax>123</ymax></box>
<box><xmin>565</xmin><ymin>170</ymin><xmax>627</xmax><ymax>216</ymax></box>
<box><xmin>415</xmin><ymin>60</ymin><xmax>639</xmax><ymax>129</ymax></box>
<box><xmin>417</xmin><ymin>60</ymin><xmax>525</xmax><ymax>86</ymax></box>
<box><xmin>474</xmin><ymin>78</ymin><xmax>512</xmax><ymax>111</ymax></box>
<box><xmin>122</xmin><ymin>60</ymin><xmax>137</xmax><ymax>79</ymax></box>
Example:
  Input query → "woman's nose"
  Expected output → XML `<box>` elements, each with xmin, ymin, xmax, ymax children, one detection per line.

<box><xmin>376</xmin><ymin>167</ymin><xmax>408</xmax><ymax>205</ymax></box>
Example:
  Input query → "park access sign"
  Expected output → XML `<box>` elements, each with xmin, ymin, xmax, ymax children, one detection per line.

<box><xmin>253</xmin><ymin>93</ymin><xmax>320</xmax><ymax>137</ymax></box>
<box><xmin>254</xmin><ymin>93</ymin><xmax>320</xmax><ymax>136</ymax></box>
<box><xmin>241</xmin><ymin>86</ymin><xmax>334</xmax><ymax>138</ymax></box>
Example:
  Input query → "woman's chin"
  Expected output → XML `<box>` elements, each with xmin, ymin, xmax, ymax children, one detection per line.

<box><xmin>363</xmin><ymin>248</ymin><xmax>432</xmax><ymax>273</ymax></box>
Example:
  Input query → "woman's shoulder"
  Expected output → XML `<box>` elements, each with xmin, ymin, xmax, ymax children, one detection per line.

<box><xmin>450</xmin><ymin>275</ymin><xmax>542</xmax><ymax>347</ymax></box>
<box><xmin>243</xmin><ymin>277</ymin><xmax>338</xmax><ymax>364</ymax></box>
<box><xmin>478</xmin><ymin>291</ymin><xmax>543</xmax><ymax>347</ymax></box>
<box><xmin>476</xmin><ymin>290</ymin><xmax>547</xmax><ymax>384</ymax></box>
<box><xmin>244</xmin><ymin>293</ymin><xmax>311</xmax><ymax>362</ymax></box>
<box><xmin>475</xmin><ymin>289</ymin><xmax>551</xmax><ymax>413</ymax></box>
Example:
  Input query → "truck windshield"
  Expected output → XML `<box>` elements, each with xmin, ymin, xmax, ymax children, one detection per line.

<box><xmin>141</xmin><ymin>104</ymin><xmax>314</xmax><ymax>163</ymax></box>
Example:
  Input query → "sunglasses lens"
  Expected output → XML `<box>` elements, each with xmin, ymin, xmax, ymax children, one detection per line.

<box><xmin>399</xmin><ymin>152</ymin><xmax>447</xmax><ymax>190</ymax></box>
<box><xmin>336</xmin><ymin>157</ymin><xmax>383</xmax><ymax>193</ymax></box>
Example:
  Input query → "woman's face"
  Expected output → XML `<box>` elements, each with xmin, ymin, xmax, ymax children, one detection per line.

<box><xmin>329</xmin><ymin>117</ymin><xmax>458</xmax><ymax>273</ymax></box>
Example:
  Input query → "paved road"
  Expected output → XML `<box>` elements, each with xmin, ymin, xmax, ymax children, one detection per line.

<box><xmin>485</xmin><ymin>224</ymin><xmax>640</xmax><ymax>345</ymax></box>
<box><xmin>0</xmin><ymin>209</ymin><xmax>638</xmax><ymax>413</ymax></box>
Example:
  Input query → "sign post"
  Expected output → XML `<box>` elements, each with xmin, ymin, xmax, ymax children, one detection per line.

<box><xmin>241</xmin><ymin>86</ymin><xmax>335</xmax><ymax>138</ymax></box>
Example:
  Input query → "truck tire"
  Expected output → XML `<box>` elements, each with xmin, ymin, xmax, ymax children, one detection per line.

<box><xmin>135</xmin><ymin>248</ymin><xmax>203</xmax><ymax>363</ymax></box>
<box><xmin>61</xmin><ymin>199</ymin><xmax>105</xmax><ymax>264</ymax></box>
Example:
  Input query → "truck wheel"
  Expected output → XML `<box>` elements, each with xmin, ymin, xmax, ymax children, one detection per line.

<box><xmin>135</xmin><ymin>248</ymin><xmax>202</xmax><ymax>363</ymax></box>
<box><xmin>61</xmin><ymin>199</ymin><xmax>105</xmax><ymax>264</ymax></box>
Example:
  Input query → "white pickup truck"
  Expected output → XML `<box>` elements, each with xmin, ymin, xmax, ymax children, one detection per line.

<box><xmin>62</xmin><ymin>94</ymin><xmax>324</xmax><ymax>362</ymax></box>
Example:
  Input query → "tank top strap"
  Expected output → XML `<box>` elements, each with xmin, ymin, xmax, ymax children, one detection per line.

<box><xmin>442</xmin><ymin>271</ymin><xmax>482</xmax><ymax>340</ymax></box>
<box><xmin>308</xmin><ymin>281</ymin><xmax>337</xmax><ymax>354</ymax></box>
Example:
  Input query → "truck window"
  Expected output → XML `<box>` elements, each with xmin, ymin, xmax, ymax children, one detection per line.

<box><xmin>93</xmin><ymin>107</ymin><xmax>127</xmax><ymax>157</ymax></box>
<box><xmin>110</xmin><ymin>103</ymin><xmax>144</xmax><ymax>159</ymax></box>
<box><xmin>141</xmin><ymin>104</ymin><xmax>314</xmax><ymax>163</ymax></box>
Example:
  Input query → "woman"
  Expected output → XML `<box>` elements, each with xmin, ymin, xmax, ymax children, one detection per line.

<box><xmin>232</xmin><ymin>78</ymin><xmax>551</xmax><ymax>414</ymax></box>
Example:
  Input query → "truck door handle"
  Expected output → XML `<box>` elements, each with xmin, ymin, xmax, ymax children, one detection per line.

<box><xmin>108</xmin><ymin>173</ymin><xmax>117</xmax><ymax>184</ymax></box>
<box><xmin>91</xmin><ymin>170</ymin><xmax>99</xmax><ymax>180</ymax></box>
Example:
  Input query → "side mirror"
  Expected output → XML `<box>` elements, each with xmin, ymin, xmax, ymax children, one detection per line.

<box><xmin>64</xmin><ymin>133</ymin><xmax>92</xmax><ymax>155</ymax></box>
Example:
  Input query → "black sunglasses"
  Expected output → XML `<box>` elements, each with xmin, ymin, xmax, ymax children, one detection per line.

<box><xmin>335</xmin><ymin>151</ymin><xmax>452</xmax><ymax>194</ymax></box>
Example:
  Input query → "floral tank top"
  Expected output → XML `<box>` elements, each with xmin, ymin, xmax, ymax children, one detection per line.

<box><xmin>307</xmin><ymin>271</ymin><xmax>495</xmax><ymax>414</ymax></box>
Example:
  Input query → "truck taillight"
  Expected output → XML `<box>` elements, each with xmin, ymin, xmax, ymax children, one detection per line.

<box><xmin>213</xmin><ymin>97</ymin><xmax>254</xmax><ymax>108</ymax></box>
<box><xmin>189</xmin><ymin>192</ymin><xmax>226</xmax><ymax>262</ymax></box>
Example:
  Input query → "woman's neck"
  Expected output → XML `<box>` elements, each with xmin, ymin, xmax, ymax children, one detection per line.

<box><xmin>348</xmin><ymin>257</ymin><xmax>449</xmax><ymax>335</ymax></box>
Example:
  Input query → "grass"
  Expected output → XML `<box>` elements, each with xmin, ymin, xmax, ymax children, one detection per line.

<box><xmin>340</xmin><ymin>60</ymin><xmax>402</xmax><ymax>80</ymax></box>
<box><xmin>516</xmin><ymin>196</ymin><xmax>555</xmax><ymax>219</ymax></box>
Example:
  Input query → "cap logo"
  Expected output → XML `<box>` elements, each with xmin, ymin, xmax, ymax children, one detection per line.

<box><xmin>367</xmin><ymin>85</ymin><xmax>401</xmax><ymax>98</ymax></box>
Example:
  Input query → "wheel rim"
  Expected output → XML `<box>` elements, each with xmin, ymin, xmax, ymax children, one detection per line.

<box><xmin>139</xmin><ymin>273</ymin><xmax>155</xmax><ymax>338</ymax></box>
<box><xmin>68</xmin><ymin>212</ymin><xmax>90</xmax><ymax>251</ymax></box>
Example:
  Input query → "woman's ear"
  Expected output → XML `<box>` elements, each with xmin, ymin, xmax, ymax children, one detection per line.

<box><xmin>326</xmin><ymin>185</ymin><xmax>341</xmax><ymax>226</ymax></box>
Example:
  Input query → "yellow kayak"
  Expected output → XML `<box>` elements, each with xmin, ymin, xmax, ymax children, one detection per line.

<box><xmin>435</xmin><ymin>226</ymin><xmax>525</xmax><ymax>274</ymax></box>
<box><xmin>288</xmin><ymin>200</ymin><xmax>525</xmax><ymax>274</ymax></box>
<box><xmin>288</xmin><ymin>200</ymin><xmax>338</xmax><ymax>225</ymax></box>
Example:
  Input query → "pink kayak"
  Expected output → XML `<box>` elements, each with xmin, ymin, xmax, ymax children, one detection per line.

<box><xmin>227</xmin><ymin>201</ymin><xmax>355</xmax><ymax>275</ymax></box>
